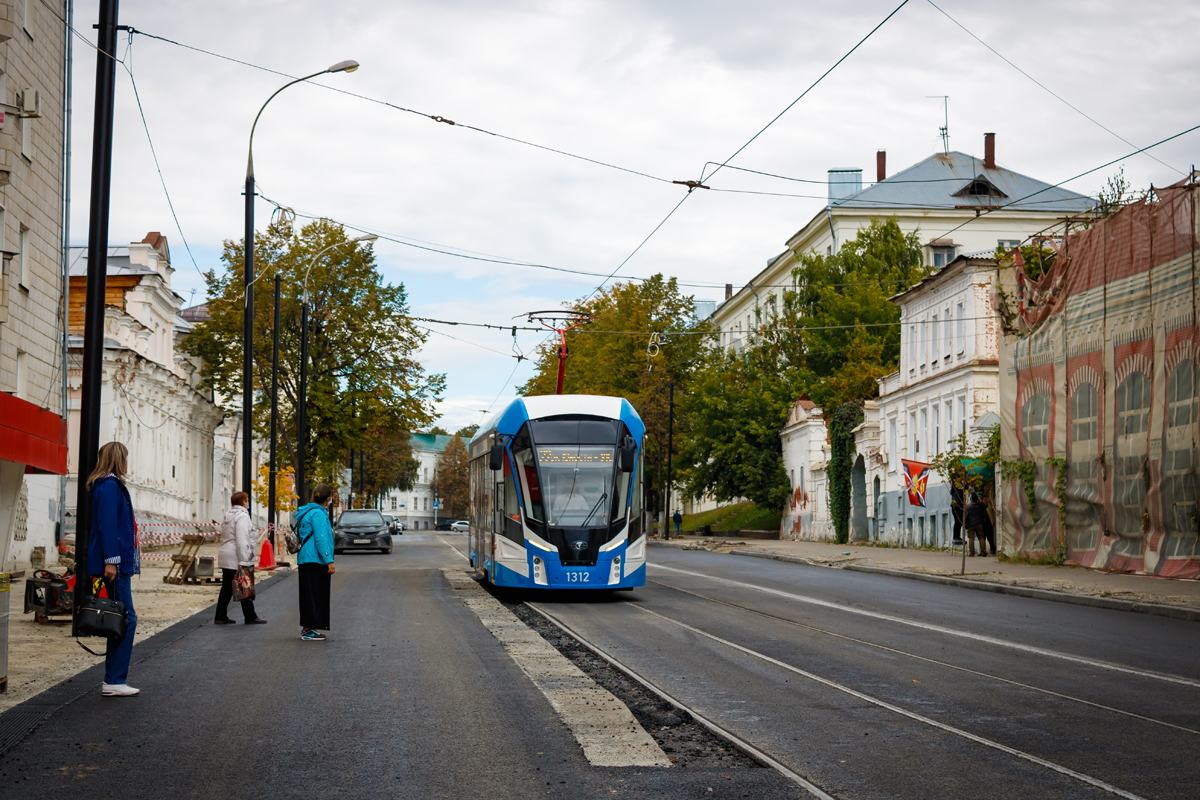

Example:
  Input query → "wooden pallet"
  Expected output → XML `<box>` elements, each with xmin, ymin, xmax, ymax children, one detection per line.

<box><xmin>163</xmin><ymin>535</ymin><xmax>206</xmax><ymax>585</ymax></box>
<box><xmin>181</xmin><ymin>575</ymin><xmax>221</xmax><ymax>586</ymax></box>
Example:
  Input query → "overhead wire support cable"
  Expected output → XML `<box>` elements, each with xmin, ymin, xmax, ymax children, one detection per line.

<box><xmin>701</xmin><ymin>0</ymin><xmax>912</xmax><ymax>185</ymax></box>
<box><xmin>925</xmin><ymin>0</ymin><xmax>1183</xmax><ymax>176</ymax></box>
<box><xmin>931</xmin><ymin>121</ymin><xmax>1200</xmax><ymax>242</ymax></box>
<box><xmin>126</xmin><ymin>27</ymin><xmax>674</xmax><ymax>187</ymax></box>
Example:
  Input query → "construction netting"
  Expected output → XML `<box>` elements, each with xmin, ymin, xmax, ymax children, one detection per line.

<box><xmin>998</xmin><ymin>178</ymin><xmax>1200</xmax><ymax>578</ymax></box>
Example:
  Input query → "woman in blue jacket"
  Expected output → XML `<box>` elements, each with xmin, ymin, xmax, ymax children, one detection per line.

<box><xmin>86</xmin><ymin>442</ymin><xmax>140</xmax><ymax>697</ymax></box>
<box><xmin>295</xmin><ymin>483</ymin><xmax>336</xmax><ymax>642</ymax></box>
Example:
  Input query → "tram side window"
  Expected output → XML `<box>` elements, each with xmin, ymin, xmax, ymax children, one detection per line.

<box><xmin>627</xmin><ymin>454</ymin><xmax>642</xmax><ymax>539</ymax></box>
<box><xmin>513</xmin><ymin>445</ymin><xmax>543</xmax><ymax>522</ymax></box>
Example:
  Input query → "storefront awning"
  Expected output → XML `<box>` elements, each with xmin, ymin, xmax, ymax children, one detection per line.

<box><xmin>0</xmin><ymin>392</ymin><xmax>67</xmax><ymax>475</ymax></box>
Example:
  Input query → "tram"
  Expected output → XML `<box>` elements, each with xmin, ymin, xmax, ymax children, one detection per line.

<box><xmin>467</xmin><ymin>395</ymin><xmax>646</xmax><ymax>589</ymax></box>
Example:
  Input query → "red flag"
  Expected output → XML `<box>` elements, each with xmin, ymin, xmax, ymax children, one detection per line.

<box><xmin>902</xmin><ymin>459</ymin><xmax>931</xmax><ymax>507</ymax></box>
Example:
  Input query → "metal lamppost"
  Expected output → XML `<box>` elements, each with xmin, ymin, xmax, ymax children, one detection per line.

<box><xmin>297</xmin><ymin>235</ymin><xmax>378</xmax><ymax>505</ymax></box>
<box><xmin>243</xmin><ymin>59</ymin><xmax>359</xmax><ymax>506</ymax></box>
<box><xmin>267</xmin><ymin>275</ymin><xmax>282</xmax><ymax>551</ymax></box>
<box><xmin>71</xmin><ymin>0</ymin><xmax>119</xmax><ymax>631</ymax></box>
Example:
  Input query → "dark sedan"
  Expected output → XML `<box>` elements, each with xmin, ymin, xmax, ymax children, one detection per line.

<box><xmin>334</xmin><ymin>509</ymin><xmax>393</xmax><ymax>554</ymax></box>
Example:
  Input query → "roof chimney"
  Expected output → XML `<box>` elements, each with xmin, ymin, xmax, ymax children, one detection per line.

<box><xmin>876</xmin><ymin>150</ymin><xmax>886</xmax><ymax>182</ymax></box>
<box><xmin>725</xmin><ymin>283</ymin><xmax>733</xmax><ymax>301</ymax></box>
<box><xmin>983</xmin><ymin>132</ymin><xmax>996</xmax><ymax>170</ymax></box>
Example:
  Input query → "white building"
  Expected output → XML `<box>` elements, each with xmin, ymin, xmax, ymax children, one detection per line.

<box><xmin>779</xmin><ymin>397</ymin><xmax>830</xmax><ymax>540</ymax></box>
<box><xmin>383</xmin><ymin>433</ymin><xmax>458</xmax><ymax>530</ymax></box>
<box><xmin>712</xmin><ymin>134</ymin><xmax>1093</xmax><ymax>354</ymax></box>
<box><xmin>1</xmin><ymin>3</ymin><xmax>68</xmax><ymax>573</ymax></box>
<box><xmin>780</xmin><ymin>254</ymin><xmax>1005</xmax><ymax>545</ymax></box>
<box><xmin>56</xmin><ymin>235</ymin><xmax>242</xmax><ymax>539</ymax></box>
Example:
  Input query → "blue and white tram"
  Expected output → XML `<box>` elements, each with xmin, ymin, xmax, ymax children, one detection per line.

<box><xmin>467</xmin><ymin>395</ymin><xmax>647</xmax><ymax>589</ymax></box>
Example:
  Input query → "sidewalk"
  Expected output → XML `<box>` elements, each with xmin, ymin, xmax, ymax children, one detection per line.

<box><xmin>651</xmin><ymin>535</ymin><xmax>1200</xmax><ymax>621</ymax></box>
<box><xmin>2</xmin><ymin>543</ymin><xmax>290</xmax><ymax>712</ymax></box>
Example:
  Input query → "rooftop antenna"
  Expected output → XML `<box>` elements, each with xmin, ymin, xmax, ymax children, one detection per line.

<box><xmin>927</xmin><ymin>95</ymin><xmax>950</xmax><ymax>154</ymax></box>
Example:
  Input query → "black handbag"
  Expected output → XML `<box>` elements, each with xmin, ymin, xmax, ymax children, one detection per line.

<box><xmin>76</xmin><ymin>578</ymin><xmax>128</xmax><ymax>655</ymax></box>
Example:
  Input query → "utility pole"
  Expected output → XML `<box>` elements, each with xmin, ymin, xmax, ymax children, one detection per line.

<box><xmin>664</xmin><ymin>381</ymin><xmax>675</xmax><ymax>540</ymax></box>
<box><xmin>72</xmin><ymin>0</ymin><xmax>119</xmax><ymax>633</ymax></box>
<box><xmin>242</xmin><ymin>148</ymin><xmax>255</xmax><ymax>501</ymax></box>
<box><xmin>267</xmin><ymin>275</ymin><xmax>281</xmax><ymax>541</ymax></box>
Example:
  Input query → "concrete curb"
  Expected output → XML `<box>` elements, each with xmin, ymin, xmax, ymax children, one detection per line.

<box><xmin>720</xmin><ymin>548</ymin><xmax>1199</xmax><ymax>622</ymax></box>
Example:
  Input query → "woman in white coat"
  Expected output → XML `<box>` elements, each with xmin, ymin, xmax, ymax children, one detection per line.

<box><xmin>215</xmin><ymin>491</ymin><xmax>266</xmax><ymax>625</ymax></box>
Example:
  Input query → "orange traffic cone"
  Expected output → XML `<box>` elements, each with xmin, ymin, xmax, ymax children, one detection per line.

<box><xmin>258</xmin><ymin>538</ymin><xmax>277</xmax><ymax>570</ymax></box>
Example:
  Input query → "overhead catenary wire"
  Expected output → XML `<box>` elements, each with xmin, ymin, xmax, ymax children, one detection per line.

<box><xmin>701</xmin><ymin>0</ymin><xmax>912</xmax><ymax>186</ymax></box>
<box><xmin>928</xmin><ymin>121</ymin><xmax>1200</xmax><ymax>242</ymax></box>
<box><xmin>121</xmin><ymin>33</ymin><xmax>204</xmax><ymax>279</ymax></box>
<box><xmin>924</xmin><ymin>0</ymin><xmax>1182</xmax><ymax>176</ymax></box>
<box><xmin>126</xmin><ymin>28</ymin><xmax>676</xmax><ymax>188</ymax></box>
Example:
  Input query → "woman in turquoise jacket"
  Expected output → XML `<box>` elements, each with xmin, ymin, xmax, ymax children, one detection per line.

<box><xmin>295</xmin><ymin>483</ymin><xmax>336</xmax><ymax>642</ymax></box>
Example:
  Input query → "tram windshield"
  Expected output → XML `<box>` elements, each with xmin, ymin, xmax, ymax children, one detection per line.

<box><xmin>535</xmin><ymin>445</ymin><xmax>618</xmax><ymax>528</ymax></box>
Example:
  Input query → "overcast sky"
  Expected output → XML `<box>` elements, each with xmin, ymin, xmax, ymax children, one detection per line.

<box><xmin>65</xmin><ymin>0</ymin><xmax>1200</xmax><ymax>432</ymax></box>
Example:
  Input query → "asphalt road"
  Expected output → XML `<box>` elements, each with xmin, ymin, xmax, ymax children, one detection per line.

<box><xmin>499</xmin><ymin>543</ymin><xmax>1200</xmax><ymax>800</ymax></box>
<box><xmin>0</xmin><ymin>534</ymin><xmax>798</xmax><ymax>800</ymax></box>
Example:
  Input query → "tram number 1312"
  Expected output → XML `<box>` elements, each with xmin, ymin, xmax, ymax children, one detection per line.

<box><xmin>564</xmin><ymin>571</ymin><xmax>590</xmax><ymax>583</ymax></box>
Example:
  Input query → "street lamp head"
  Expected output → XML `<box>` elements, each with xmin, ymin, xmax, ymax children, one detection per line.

<box><xmin>353</xmin><ymin>234</ymin><xmax>379</xmax><ymax>243</ymax></box>
<box><xmin>328</xmin><ymin>60</ymin><xmax>360</xmax><ymax>74</ymax></box>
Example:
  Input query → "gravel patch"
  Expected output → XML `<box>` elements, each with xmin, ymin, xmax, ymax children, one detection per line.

<box><xmin>496</xmin><ymin>592</ymin><xmax>763</xmax><ymax>771</ymax></box>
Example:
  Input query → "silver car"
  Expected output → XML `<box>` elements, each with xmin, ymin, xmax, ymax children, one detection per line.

<box><xmin>449</xmin><ymin>520</ymin><xmax>469</xmax><ymax>532</ymax></box>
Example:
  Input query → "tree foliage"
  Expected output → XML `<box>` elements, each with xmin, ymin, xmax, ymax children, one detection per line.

<box><xmin>432</xmin><ymin>436</ymin><xmax>469</xmax><ymax>519</ymax></box>
<box><xmin>518</xmin><ymin>276</ymin><xmax>710</xmax><ymax>514</ymax></box>
<box><xmin>181</xmin><ymin>219</ymin><xmax>443</xmax><ymax>494</ymax></box>
<box><xmin>680</xmin><ymin>218</ymin><xmax>927</xmax><ymax>511</ymax></box>
<box><xmin>351</xmin><ymin>424</ymin><xmax>420</xmax><ymax>508</ymax></box>
<box><xmin>828</xmin><ymin>399</ymin><xmax>864</xmax><ymax>544</ymax></box>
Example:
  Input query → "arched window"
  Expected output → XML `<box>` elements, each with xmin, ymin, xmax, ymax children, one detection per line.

<box><xmin>1022</xmin><ymin>393</ymin><xmax>1050</xmax><ymax>448</ymax></box>
<box><xmin>1068</xmin><ymin>382</ymin><xmax>1101</xmax><ymax>550</ymax></box>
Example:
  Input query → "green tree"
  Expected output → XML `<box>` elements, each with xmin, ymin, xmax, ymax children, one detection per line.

<box><xmin>182</xmin><ymin>219</ymin><xmax>444</xmax><ymax>493</ymax></box>
<box><xmin>454</xmin><ymin>424</ymin><xmax>479</xmax><ymax>439</ymax></box>
<box><xmin>680</xmin><ymin>218</ymin><xmax>926</xmax><ymax>511</ymax></box>
<box><xmin>353</xmin><ymin>423</ymin><xmax>420</xmax><ymax>508</ymax></box>
<box><xmin>518</xmin><ymin>275</ymin><xmax>710</xmax><ymax>515</ymax></box>
<box><xmin>828</xmin><ymin>399</ymin><xmax>864</xmax><ymax>544</ymax></box>
<box><xmin>431</xmin><ymin>436</ymin><xmax>469</xmax><ymax>518</ymax></box>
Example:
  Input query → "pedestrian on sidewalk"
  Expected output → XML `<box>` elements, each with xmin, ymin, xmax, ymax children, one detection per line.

<box><xmin>950</xmin><ymin>484</ymin><xmax>965</xmax><ymax>545</ymax></box>
<box><xmin>215</xmin><ymin>491</ymin><xmax>266</xmax><ymax>625</ymax></box>
<box><xmin>965</xmin><ymin>493</ymin><xmax>996</xmax><ymax>557</ymax></box>
<box><xmin>86</xmin><ymin>442</ymin><xmax>140</xmax><ymax>698</ymax></box>
<box><xmin>672</xmin><ymin>510</ymin><xmax>682</xmax><ymax>533</ymax></box>
<box><xmin>296</xmin><ymin>484</ymin><xmax>335</xmax><ymax>642</ymax></box>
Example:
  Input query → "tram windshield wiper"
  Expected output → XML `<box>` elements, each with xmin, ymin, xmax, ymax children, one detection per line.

<box><xmin>581</xmin><ymin>492</ymin><xmax>608</xmax><ymax>528</ymax></box>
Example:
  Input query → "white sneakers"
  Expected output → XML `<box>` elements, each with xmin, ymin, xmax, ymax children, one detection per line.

<box><xmin>101</xmin><ymin>683</ymin><xmax>140</xmax><ymax>697</ymax></box>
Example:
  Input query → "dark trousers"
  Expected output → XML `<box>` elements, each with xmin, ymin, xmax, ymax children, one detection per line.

<box><xmin>105</xmin><ymin>574</ymin><xmax>137</xmax><ymax>685</ymax></box>
<box><xmin>216</xmin><ymin>568</ymin><xmax>258</xmax><ymax>622</ymax></box>
<box><xmin>298</xmin><ymin>563</ymin><xmax>332</xmax><ymax>630</ymax></box>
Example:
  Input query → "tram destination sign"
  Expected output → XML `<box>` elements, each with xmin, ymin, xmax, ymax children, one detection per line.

<box><xmin>536</xmin><ymin>447</ymin><xmax>613</xmax><ymax>465</ymax></box>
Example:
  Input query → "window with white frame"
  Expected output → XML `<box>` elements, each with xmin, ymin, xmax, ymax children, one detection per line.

<box><xmin>998</xmin><ymin>239</ymin><xmax>1020</xmax><ymax>251</ymax></box>
<box><xmin>910</xmin><ymin>411</ymin><xmax>919</xmax><ymax>455</ymax></box>
<box><xmin>945</xmin><ymin>400</ymin><xmax>954</xmax><ymax>447</ymax></box>
<box><xmin>18</xmin><ymin>225</ymin><xmax>30</xmax><ymax>288</ymax></box>
<box><xmin>943</xmin><ymin>307</ymin><xmax>951</xmax><ymax>356</ymax></box>
<box><xmin>920</xmin><ymin>408</ymin><xmax>928</xmax><ymax>455</ymax></box>
<box><xmin>909</xmin><ymin>325</ymin><xmax>916</xmax><ymax>371</ymax></box>
<box><xmin>919</xmin><ymin>319</ymin><xmax>927</xmax><ymax>364</ymax></box>
<box><xmin>933</xmin><ymin>404</ymin><xmax>940</xmax><ymax>454</ymax></box>
<box><xmin>955</xmin><ymin>302</ymin><xmax>965</xmax><ymax>354</ymax></box>
<box><xmin>930</xmin><ymin>315</ymin><xmax>938</xmax><ymax>365</ymax></box>
<box><xmin>888</xmin><ymin>418</ymin><xmax>897</xmax><ymax>468</ymax></box>
<box><xmin>959</xmin><ymin>396</ymin><xmax>967</xmax><ymax>433</ymax></box>
<box><xmin>15</xmin><ymin>350</ymin><xmax>28</xmax><ymax>398</ymax></box>
<box><xmin>20</xmin><ymin>115</ymin><xmax>32</xmax><ymax>161</ymax></box>
<box><xmin>931</xmin><ymin>246</ymin><xmax>955</xmax><ymax>268</ymax></box>
<box><xmin>391</xmin><ymin>497</ymin><xmax>397</xmax><ymax>510</ymax></box>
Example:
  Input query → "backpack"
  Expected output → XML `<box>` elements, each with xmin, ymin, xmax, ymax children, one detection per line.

<box><xmin>284</xmin><ymin>507</ymin><xmax>320</xmax><ymax>555</ymax></box>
